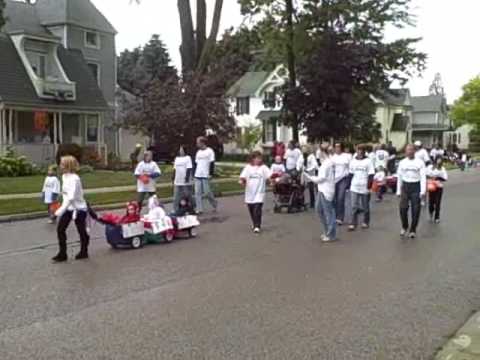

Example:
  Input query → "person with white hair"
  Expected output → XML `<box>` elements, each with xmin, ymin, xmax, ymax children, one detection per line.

<box><xmin>414</xmin><ymin>140</ymin><xmax>431</xmax><ymax>166</ymax></box>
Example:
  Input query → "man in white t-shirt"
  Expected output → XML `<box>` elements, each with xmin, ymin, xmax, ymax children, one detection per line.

<box><xmin>331</xmin><ymin>142</ymin><xmax>352</xmax><ymax>224</ymax></box>
<box><xmin>284</xmin><ymin>141</ymin><xmax>303</xmax><ymax>173</ymax></box>
<box><xmin>194</xmin><ymin>136</ymin><xmax>218</xmax><ymax>214</ymax></box>
<box><xmin>348</xmin><ymin>144</ymin><xmax>375</xmax><ymax>231</ymax></box>
<box><xmin>134</xmin><ymin>151</ymin><xmax>161</xmax><ymax>210</ymax></box>
<box><xmin>374</xmin><ymin>144</ymin><xmax>389</xmax><ymax>170</ymax></box>
<box><xmin>414</xmin><ymin>140</ymin><xmax>431</xmax><ymax>165</ymax></box>
<box><xmin>172</xmin><ymin>146</ymin><xmax>193</xmax><ymax>213</ymax></box>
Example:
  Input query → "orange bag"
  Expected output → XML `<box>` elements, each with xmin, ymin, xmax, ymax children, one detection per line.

<box><xmin>427</xmin><ymin>179</ymin><xmax>437</xmax><ymax>192</ymax></box>
<box><xmin>139</xmin><ymin>174</ymin><xmax>150</xmax><ymax>184</ymax></box>
<box><xmin>371</xmin><ymin>180</ymin><xmax>379</xmax><ymax>193</ymax></box>
<box><xmin>49</xmin><ymin>201</ymin><xmax>61</xmax><ymax>213</ymax></box>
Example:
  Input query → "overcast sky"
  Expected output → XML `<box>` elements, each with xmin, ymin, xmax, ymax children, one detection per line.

<box><xmin>91</xmin><ymin>0</ymin><xmax>480</xmax><ymax>102</ymax></box>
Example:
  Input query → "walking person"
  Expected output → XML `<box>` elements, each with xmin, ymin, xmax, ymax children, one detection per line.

<box><xmin>42</xmin><ymin>165</ymin><xmax>60</xmax><ymax>224</ymax></box>
<box><xmin>134</xmin><ymin>150</ymin><xmax>161</xmax><ymax>211</ymax></box>
<box><xmin>172</xmin><ymin>146</ymin><xmax>193</xmax><ymax>213</ymax></box>
<box><xmin>397</xmin><ymin>144</ymin><xmax>427</xmax><ymax>238</ymax></box>
<box><xmin>386</xmin><ymin>141</ymin><xmax>397</xmax><ymax>175</ymax></box>
<box><xmin>427</xmin><ymin>157</ymin><xmax>448</xmax><ymax>223</ymax></box>
<box><xmin>347</xmin><ymin>145</ymin><xmax>375</xmax><ymax>231</ymax></box>
<box><xmin>374</xmin><ymin>166</ymin><xmax>387</xmax><ymax>202</ymax></box>
<box><xmin>239</xmin><ymin>151</ymin><xmax>272</xmax><ymax>234</ymax></box>
<box><xmin>284</xmin><ymin>141</ymin><xmax>303</xmax><ymax>174</ymax></box>
<box><xmin>194</xmin><ymin>136</ymin><xmax>217</xmax><ymax>214</ymax></box>
<box><xmin>374</xmin><ymin>144</ymin><xmax>389</xmax><ymax>171</ymax></box>
<box><xmin>52</xmin><ymin>156</ymin><xmax>90</xmax><ymax>263</ymax></box>
<box><xmin>331</xmin><ymin>142</ymin><xmax>352</xmax><ymax>225</ymax></box>
<box><xmin>304</xmin><ymin>144</ymin><xmax>337</xmax><ymax>243</ymax></box>
<box><xmin>414</xmin><ymin>140</ymin><xmax>431</xmax><ymax>166</ymax></box>
<box><xmin>305</xmin><ymin>145</ymin><xmax>319</xmax><ymax>209</ymax></box>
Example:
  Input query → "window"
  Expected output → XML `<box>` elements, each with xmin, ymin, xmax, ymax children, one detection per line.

<box><xmin>264</xmin><ymin>119</ymin><xmax>276</xmax><ymax>143</ymax></box>
<box><xmin>87</xmin><ymin>62</ymin><xmax>100</xmax><ymax>85</ymax></box>
<box><xmin>86</xmin><ymin>115</ymin><xmax>99</xmax><ymax>142</ymax></box>
<box><xmin>263</xmin><ymin>91</ymin><xmax>277</xmax><ymax>108</ymax></box>
<box><xmin>27</xmin><ymin>52</ymin><xmax>46</xmax><ymax>78</ymax></box>
<box><xmin>236</xmin><ymin>97</ymin><xmax>250</xmax><ymax>115</ymax></box>
<box><xmin>85</xmin><ymin>31</ymin><xmax>100</xmax><ymax>49</ymax></box>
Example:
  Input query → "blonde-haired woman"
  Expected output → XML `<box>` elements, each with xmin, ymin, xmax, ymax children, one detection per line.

<box><xmin>52</xmin><ymin>155</ymin><xmax>89</xmax><ymax>262</ymax></box>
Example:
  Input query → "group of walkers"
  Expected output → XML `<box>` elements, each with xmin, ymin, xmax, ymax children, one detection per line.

<box><xmin>45</xmin><ymin>134</ymin><xmax>452</xmax><ymax>263</ymax></box>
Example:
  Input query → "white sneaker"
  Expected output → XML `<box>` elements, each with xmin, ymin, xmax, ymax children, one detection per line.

<box><xmin>435</xmin><ymin>219</ymin><xmax>440</xmax><ymax>224</ymax></box>
<box><xmin>409</xmin><ymin>232</ymin><xmax>416</xmax><ymax>239</ymax></box>
<box><xmin>322</xmin><ymin>235</ymin><xmax>335</xmax><ymax>243</ymax></box>
<box><xmin>400</xmin><ymin>229</ymin><xmax>407</xmax><ymax>237</ymax></box>
<box><xmin>253</xmin><ymin>227</ymin><xmax>261</xmax><ymax>234</ymax></box>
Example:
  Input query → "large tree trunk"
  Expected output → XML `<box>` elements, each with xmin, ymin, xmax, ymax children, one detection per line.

<box><xmin>285</xmin><ymin>0</ymin><xmax>299</xmax><ymax>142</ymax></box>
<box><xmin>196</xmin><ymin>0</ymin><xmax>207</xmax><ymax>64</ymax></box>
<box><xmin>196</xmin><ymin>0</ymin><xmax>224</xmax><ymax>74</ymax></box>
<box><xmin>178</xmin><ymin>0</ymin><xmax>196</xmax><ymax>74</ymax></box>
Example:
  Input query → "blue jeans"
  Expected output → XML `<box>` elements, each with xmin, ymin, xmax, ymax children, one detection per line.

<box><xmin>350</xmin><ymin>192</ymin><xmax>370</xmax><ymax>226</ymax></box>
<box><xmin>194</xmin><ymin>178</ymin><xmax>217</xmax><ymax>212</ymax></box>
<box><xmin>316</xmin><ymin>192</ymin><xmax>337</xmax><ymax>240</ymax></box>
<box><xmin>334</xmin><ymin>177</ymin><xmax>349</xmax><ymax>222</ymax></box>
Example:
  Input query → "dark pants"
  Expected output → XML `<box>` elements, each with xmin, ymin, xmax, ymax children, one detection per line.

<box><xmin>350</xmin><ymin>192</ymin><xmax>370</xmax><ymax>226</ymax></box>
<box><xmin>428</xmin><ymin>188</ymin><xmax>443</xmax><ymax>220</ymax></box>
<box><xmin>307</xmin><ymin>182</ymin><xmax>317</xmax><ymax>208</ymax></box>
<box><xmin>247</xmin><ymin>203</ymin><xmax>263</xmax><ymax>229</ymax></box>
<box><xmin>137</xmin><ymin>192</ymin><xmax>155</xmax><ymax>211</ymax></box>
<box><xmin>399</xmin><ymin>182</ymin><xmax>421</xmax><ymax>233</ymax></box>
<box><xmin>377</xmin><ymin>185</ymin><xmax>387</xmax><ymax>200</ymax></box>
<box><xmin>334</xmin><ymin>177</ymin><xmax>349</xmax><ymax>222</ymax></box>
<box><xmin>57</xmin><ymin>210</ymin><xmax>89</xmax><ymax>257</ymax></box>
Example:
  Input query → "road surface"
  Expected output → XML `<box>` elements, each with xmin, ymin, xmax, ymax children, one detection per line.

<box><xmin>0</xmin><ymin>169</ymin><xmax>479</xmax><ymax>359</ymax></box>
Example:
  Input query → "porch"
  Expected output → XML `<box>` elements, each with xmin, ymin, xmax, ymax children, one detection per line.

<box><xmin>0</xmin><ymin>107</ymin><xmax>106</xmax><ymax>165</ymax></box>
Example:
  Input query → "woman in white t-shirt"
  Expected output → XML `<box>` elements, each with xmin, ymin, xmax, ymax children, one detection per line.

<box><xmin>331</xmin><ymin>142</ymin><xmax>352</xmax><ymax>225</ymax></box>
<box><xmin>172</xmin><ymin>146</ymin><xmax>193</xmax><ymax>213</ymax></box>
<box><xmin>239</xmin><ymin>151</ymin><xmax>272</xmax><ymax>234</ymax></box>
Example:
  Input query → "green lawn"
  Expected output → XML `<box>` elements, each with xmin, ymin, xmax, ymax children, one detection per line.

<box><xmin>0</xmin><ymin>180</ymin><xmax>242</xmax><ymax>216</ymax></box>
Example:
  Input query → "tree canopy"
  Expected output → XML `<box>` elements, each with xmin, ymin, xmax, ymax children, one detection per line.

<box><xmin>451</xmin><ymin>76</ymin><xmax>480</xmax><ymax>130</ymax></box>
<box><xmin>0</xmin><ymin>0</ymin><xmax>6</xmax><ymax>30</ymax></box>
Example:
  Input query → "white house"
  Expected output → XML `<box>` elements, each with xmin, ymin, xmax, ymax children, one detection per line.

<box><xmin>226</xmin><ymin>65</ymin><xmax>307</xmax><ymax>153</ymax></box>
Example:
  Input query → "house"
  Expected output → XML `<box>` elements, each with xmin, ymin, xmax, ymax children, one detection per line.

<box><xmin>374</xmin><ymin>89</ymin><xmax>413</xmax><ymax>149</ymax></box>
<box><xmin>410</xmin><ymin>95</ymin><xmax>451</xmax><ymax>147</ymax></box>
<box><xmin>444</xmin><ymin>124</ymin><xmax>474</xmax><ymax>150</ymax></box>
<box><xmin>0</xmin><ymin>0</ymin><xmax>117</xmax><ymax>164</ymax></box>
<box><xmin>225</xmin><ymin>65</ymin><xmax>307</xmax><ymax>153</ymax></box>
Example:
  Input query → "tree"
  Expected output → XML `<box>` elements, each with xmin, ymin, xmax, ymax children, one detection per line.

<box><xmin>117</xmin><ymin>34</ymin><xmax>177</xmax><ymax>95</ymax></box>
<box><xmin>0</xmin><ymin>0</ymin><xmax>6</xmax><ymax>30</ymax></box>
<box><xmin>451</xmin><ymin>76</ymin><xmax>480</xmax><ymax>129</ymax></box>
<box><xmin>284</xmin><ymin>0</ymin><xmax>426</xmax><ymax>142</ymax></box>
<box><xmin>237</xmin><ymin>125</ymin><xmax>262</xmax><ymax>153</ymax></box>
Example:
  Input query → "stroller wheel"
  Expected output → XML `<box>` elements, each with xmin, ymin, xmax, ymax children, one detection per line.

<box><xmin>273</xmin><ymin>206</ymin><xmax>280</xmax><ymax>213</ymax></box>
<box><xmin>131</xmin><ymin>236</ymin><xmax>143</xmax><ymax>249</ymax></box>
<box><xmin>164</xmin><ymin>230</ymin><xmax>175</xmax><ymax>243</ymax></box>
<box><xmin>188</xmin><ymin>228</ymin><xmax>197</xmax><ymax>238</ymax></box>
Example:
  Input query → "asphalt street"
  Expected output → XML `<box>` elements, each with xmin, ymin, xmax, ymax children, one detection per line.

<box><xmin>0</xmin><ymin>169</ymin><xmax>479</xmax><ymax>360</ymax></box>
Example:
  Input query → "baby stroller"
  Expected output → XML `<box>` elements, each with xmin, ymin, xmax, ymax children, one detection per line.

<box><xmin>272</xmin><ymin>172</ymin><xmax>306</xmax><ymax>213</ymax></box>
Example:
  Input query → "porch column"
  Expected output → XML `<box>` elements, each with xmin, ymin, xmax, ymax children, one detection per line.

<box><xmin>53</xmin><ymin>112</ymin><xmax>58</xmax><ymax>153</ymax></box>
<box><xmin>0</xmin><ymin>109</ymin><xmax>4</xmax><ymax>149</ymax></box>
<box><xmin>97</xmin><ymin>114</ymin><xmax>102</xmax><ymax>154</ymax></box>
<box><xmin>8</xmin><ymin>109</ymin><xmax>13</xmax><ymax>145</ymax></box>
<box><xmin>58</xmin><ymin>112</ymin><xmax>63</xmax><ymax>144</ymax></box>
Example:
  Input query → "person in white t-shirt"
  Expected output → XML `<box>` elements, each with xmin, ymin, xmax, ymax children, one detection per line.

<box><xmin>374</xmin><ymin>144</ymin><xmax>389</xmax><ymax>171</ymax></box>
<box><xmin>373</xmin><ymin>166</ymin><xmax>387</xmax><ymax>202</ymax></box>
<box><xmin>172</xmin><ymin>146</ymin><xmax>193</xmax><ymax>213</ymax></box>
<box><xmin>239</xmin><ymin>151</ymin><xmax>272</xmax><ymax>233</ymax></box>
<box><xmin>284</xmin><ymin>141</ymin><xmax>303</xmax><ymax>173</ymax></box>
<box><xmin>347</xmin><ymin>145</ymin><xmax>375</xmax><ymax>231</ymax></box>
<box><xmin>134</xmin><ymin>151</ymin><xmax>161</xmax><ymax>211</ymax></box>
<box><xmin>426</xmin><ymin>157</ymin><xmax>448</xmax><ymax>223</ymax></box>
<box><xmin>194</xmin><ymin>136</ymin><xmax>218</xmax><ymax>214</ymax></box>
<box><xmin>270</xmin><ymin>155</ymin><xmax>286</xmax><ymax>175</ymax></box>
<box><xmin>414</xmin><ymin>140</ymin><xmax>431</xmax><ymax>165</ymax></box>
<box><xmin>331</xmin><ymin>142</ymin><xmax>352</xmax><ymax>225</ymax></box>
<box><xmin>42</xmin><ymin>165</ymin><xmax>61</xmax><ymax>223</ymax></box>
<box><xmin>305</xmin><ymin>145</ymin><xmax>319</xmax><ymax>209</ymax></box>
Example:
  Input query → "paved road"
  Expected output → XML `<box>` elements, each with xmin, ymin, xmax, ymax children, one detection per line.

<box><xmin>1</xmin><ymin>170</ymin><xmax>479</xmax><ymax>360</ymax></box>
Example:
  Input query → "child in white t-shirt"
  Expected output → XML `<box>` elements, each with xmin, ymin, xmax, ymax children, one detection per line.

<box><xmin>374</xmin><ymin>166</ymin><xmax>387</xmax><ymax>202</ymax></box>
<box><xmin>270</xmin><ymin>155</ymin><xmax>286</xmax><ymax>175</ymax></box>
<box><xmin>42</xmin><ymin>165</ymin><xmax>61</xmax><ymax>223</ymax></box>
<box><xmin>240</xmin><ymin>151</ymin><xmax>272</xmax><ymax>234</ymax></box>
<box><xmin>134</xmin><ymin>151</ymin><xmax>161</xmax><ymax>211</ymax></box>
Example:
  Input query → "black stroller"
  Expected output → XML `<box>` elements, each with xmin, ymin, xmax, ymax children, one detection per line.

<box><xmin>272</xmin><ymin>172</ymin><xmax>306</xmax><ymax>213</ymax></box>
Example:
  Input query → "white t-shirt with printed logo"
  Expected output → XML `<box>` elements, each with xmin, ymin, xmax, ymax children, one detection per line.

<box><xmin>173</xmin><ymin>155</ymin><xmax>193</xmax><ymax>186</ymax></box>
<box><xmin>332</xmin><ymin>152</ymin><xmax>352</xmax><ymax>182</ymax></box>
<box><xmin>240</xmin><ymin>164</ymin><xmax>272</xmax><ymax>204</ymax></box>
<box><xmin>284</xmin><ymin>148</ymin><xmax>303</xmax><ymax>171</ymax></box>
<box><xmin>195</xmin><ymin>147</ymin><xmax>215</xmax><ymax>178</ymax></box>
<box><xmin>134</xmin><ymin>160</ymin><xmax>161</xmax><ymax>193</ymax></box>
<box><xmin>349</xmin><ymin>157</ymin><xmax>375</xmax><ymax>194</ymax></box>
<box><xmin>374</xmin><ymin>149</ymin><xmax>389</xmax><ymax>169</ymax></box>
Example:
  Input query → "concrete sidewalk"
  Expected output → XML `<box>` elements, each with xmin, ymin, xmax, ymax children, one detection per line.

<box><xmin>436</xmin><ymin>311</ymin><xmax>480</xmax><ymax>359</ymax></box>
<box><xmin>0</xmin><ymin>177</ymin><xmax>237</xmax><ymax>200</ymax></box>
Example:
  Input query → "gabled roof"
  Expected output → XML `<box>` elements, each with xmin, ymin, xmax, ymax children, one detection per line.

<box><xmin>226</xmin><ymin>71</ymin><xmax>271</xmax><ymax>98</ymax></box>
<box><xmin>0</xmin><ymin>33</ymin><xmax>108</xmax><ymax>111</ymax></box>
<box><xmin>411</xmin><ymin>95</ymin><xmax>444</xmax><ymax>113</ymax></box>
<box><xmin>3</xmin><ymin>0</ymin><xmax>52</xmax><ymax>36</ymax></box>
<box><xmin>35</xmin><ymin>0</ymin><xmax>117</xmax><ymax>34</ymax></box>
<box><xmin>383</xmin><ymin>89</ymin><xmax>410</xmax><ymax>106</ymax></box>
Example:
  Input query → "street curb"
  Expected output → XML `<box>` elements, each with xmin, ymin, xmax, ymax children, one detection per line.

<box><xmin>0</xmin><ymin>190</ymin><xmax>244</xmax><ymax>224</ymax></box>
<box><xmin>435</xmin><ymin>310</ymin><xmax>480</xmax><ymax>359</ymax></box>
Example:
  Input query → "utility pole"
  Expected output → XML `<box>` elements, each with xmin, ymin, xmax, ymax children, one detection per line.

<box><xmin>285</xmin><ymin>0</ymin><xmax>299</xmax><ymax>142</ymax></box>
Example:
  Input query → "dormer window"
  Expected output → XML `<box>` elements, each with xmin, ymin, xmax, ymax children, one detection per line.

<box><xmin>85</xmin><ymin>31</ymin><xmax>100</xmax><ymax>49</ymax></box>
<box><xmin>27</xmin><ymin>52</ymin><xmax>46</xmax><ymax>79</ymax></box>
<box><xmin>236</xmin><ymin>97</ymin><xmax>250</xmax><ymax>115</ymax></box>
